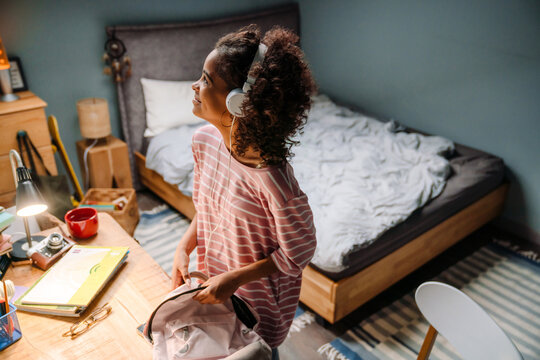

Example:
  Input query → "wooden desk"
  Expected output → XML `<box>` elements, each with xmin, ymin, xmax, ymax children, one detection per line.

<box><xmin>3</xmin><ymin>213</ymin><xmax>171</xmax><ymax>359</ymax></box>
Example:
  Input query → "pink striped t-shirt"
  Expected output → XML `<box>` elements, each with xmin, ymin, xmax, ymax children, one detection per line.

<box><xmin>191</xmin><ymin>124</ymin><xmax>317</xmax><ymax>348</ymax></box>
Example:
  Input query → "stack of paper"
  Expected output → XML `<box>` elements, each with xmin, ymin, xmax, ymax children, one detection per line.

<box><xmin>15</xmin><ymin>245</ymin><xmax>129</xmax><ymax>317</ymax></box>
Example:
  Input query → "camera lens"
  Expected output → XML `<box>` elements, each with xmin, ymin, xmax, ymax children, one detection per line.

<box><xmin>47</xmin><ymin>233</ymin><xmax>64</xmax><ymax>253</ymax></box>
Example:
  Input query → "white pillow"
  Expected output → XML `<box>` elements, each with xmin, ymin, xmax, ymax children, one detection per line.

<box><xmin>141</xmin><ymin>78</ymin><xmax>201</xmax><ymax>137</ymax></box>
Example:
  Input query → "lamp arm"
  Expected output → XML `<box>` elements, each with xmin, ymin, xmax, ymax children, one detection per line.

<box><xmin>9</xmin><ymin>149</ymin><xmax>23</xmax><ymax>188</ymax></box>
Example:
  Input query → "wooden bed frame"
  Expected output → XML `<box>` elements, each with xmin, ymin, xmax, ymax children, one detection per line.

<box><xmin>110</xmin><ymin>4</ymin><xmax>509</xmax><ymax>324</ymax></box>
<box><xmin>135</xmin><ymin>151</ymin><xmax>196</xmax><ymax>219</ymax></box>
<box><xmin>300</xmin><ymin>184</ymin><xmax>508</xmax><ymax>323</ymax></box>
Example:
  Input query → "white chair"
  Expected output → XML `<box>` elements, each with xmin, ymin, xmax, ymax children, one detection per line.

<box><xmin>415</xmin><ymin>281</ymin><xmax>523</xmax><ymax>360</ymax></box>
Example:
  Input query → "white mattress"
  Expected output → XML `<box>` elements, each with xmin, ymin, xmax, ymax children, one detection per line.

<box><xmin>145</xmin><ymin>122</ymin><xmax>203</xmax><ymax>195</ymax></box>
<box><xmin>146</xmin><ymin>95</ymin><xmax>454</xmax><ymax>272</ymax></box>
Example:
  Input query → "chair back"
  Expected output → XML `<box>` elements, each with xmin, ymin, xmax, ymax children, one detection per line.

<box><xmin>415</xmin><ymin>281</ymin><xmax>522</xmax><ymax>360</ymax></box>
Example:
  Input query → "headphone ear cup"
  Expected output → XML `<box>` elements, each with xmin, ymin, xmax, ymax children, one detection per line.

<box><xmin>226</xmin><ymin>88</ymin><xmax>245</xmax><ymax>117</ymax></box>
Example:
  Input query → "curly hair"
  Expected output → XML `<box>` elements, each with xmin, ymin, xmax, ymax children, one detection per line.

<box><xmin>214</xmin><ymin>25</ymin><xmax>316</xmax><ymax>166</ymax></box>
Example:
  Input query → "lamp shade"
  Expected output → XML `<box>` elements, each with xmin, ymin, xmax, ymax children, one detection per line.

<box><xmin>77</xmin><ymin>98</ymin><xmax>111</xmax><ymax>139</ymax></box>
<box><xmin>15</xmin><ymin>167</ymin><xmax>48</xmax><ymax>217</ymax></box>
<box><xmin>0</xmin><ymin>36</ymin><xmax>10</xmax><ymax>71</ymax></box>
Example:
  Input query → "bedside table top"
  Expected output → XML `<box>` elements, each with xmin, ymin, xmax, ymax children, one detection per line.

<box><xmin>0</xmin><ymin>91</ymin><xmax>47</xmax><ymax>116</ymax></box>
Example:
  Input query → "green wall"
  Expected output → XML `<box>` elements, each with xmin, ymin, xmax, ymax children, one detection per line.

<box><xmin>299</xmin><ymin>0</ymin><xmax>540</xmax><ymax>238</ymax></box>
<box><xmin>0</xmin><ymin>0</ymin><xmax>292</xmax><ymax>187</ymax></box>
<box><xmin>1</xmin><ymin>0</ymin><xmax>539</xmax><ymax>237</ymax></box>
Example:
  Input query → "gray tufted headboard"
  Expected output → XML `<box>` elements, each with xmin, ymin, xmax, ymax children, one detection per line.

<box><xmin>106</xmin><ymin>4</ymin><xmax>300</xmax><ymax>189</ymax></box>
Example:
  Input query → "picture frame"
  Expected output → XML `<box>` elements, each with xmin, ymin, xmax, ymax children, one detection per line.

<box><xmin>8</xmin><ymin>56</ymin><xmax>28</xmax><ymax>92</ymax></box>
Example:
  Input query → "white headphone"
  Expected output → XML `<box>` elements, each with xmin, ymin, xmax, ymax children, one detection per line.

<box><xmin>225</xmin><ymin>43</ymin><xmax>267</xmax><ymax>117</ymax></box>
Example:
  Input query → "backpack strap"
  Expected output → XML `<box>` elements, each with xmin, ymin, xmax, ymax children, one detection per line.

<box><xmin>145</xmin><ymin>286</ymin><xmax>204</xmax><ymax>344</ymax></box>
<box><xmin>16</xmin><ymin>130</ymin><xmax>52</xmax><ymax>176</ymax></box>
<box><xmin>16</xmin><ymin>131</ymin><xmax>32</xmax><ymax>170</ymax></box>
<box><xmin>231</xmin><ymin>295</ymin><xmax>258</xmax><ymax>329</ymax></box>
<box><xmin>187</xmin><ymin>271</ymin><xmax>256</xmax><ymax>328</ymax></box>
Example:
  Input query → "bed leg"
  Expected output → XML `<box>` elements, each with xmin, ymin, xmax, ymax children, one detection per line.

<box><xmin>314</xmin><ymin>314</ymin><xmax>332</xmax><ymax>328</ymax></box>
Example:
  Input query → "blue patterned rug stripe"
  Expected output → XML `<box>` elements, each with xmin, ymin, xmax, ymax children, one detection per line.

<box><xmin>331</xmin><ymin>338</ymin><xmax>376</xmax><ymax>360</ymax></box>
<box><xmin>318</xmin><ymin>242</ymin><xmax>540</xmax><ymax>360</ymax></box>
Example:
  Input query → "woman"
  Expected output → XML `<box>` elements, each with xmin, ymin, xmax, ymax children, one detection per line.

<box><xmin>171</xmin><ymin>25</ymin><xmax>317</xmax><ymax>356</ymax></box>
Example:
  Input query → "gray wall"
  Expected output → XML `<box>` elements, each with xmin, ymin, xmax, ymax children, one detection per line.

<box><xmin>299</xmin><ymin>0</ymin><xmax>540</xmax><ymax>238</ymax></box>
<box><xmin>1</xmin><ymin>0</ymin><xmax>539</xmax><ymax>237</ymax></box>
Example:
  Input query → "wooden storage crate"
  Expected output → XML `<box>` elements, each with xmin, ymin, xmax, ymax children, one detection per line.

<box><xmin>81</xmin><ymin>188</ymin><xmax>139</xmax><ymax>235</ymax></box>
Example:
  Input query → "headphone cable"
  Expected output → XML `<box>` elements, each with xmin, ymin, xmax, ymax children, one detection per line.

<box><xmin>208</xmin><ymin>116</ymin><xmax>236</xmax><ymax>248</ymax></box>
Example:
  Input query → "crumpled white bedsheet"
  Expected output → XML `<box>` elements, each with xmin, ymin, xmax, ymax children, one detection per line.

<box><xmin>145</xmin><ymin>95</ymin><xmax>454</xmax><ymax>272</ymax></box>
<box><xmin>291</xmin><ymin>95</ymin><xmax>454</xmax><ymax>272</ymax></box>
<box><xmin>146</xmin><ymin>122</ymin><xmax>204</xmax><ymax>195</ymax></box>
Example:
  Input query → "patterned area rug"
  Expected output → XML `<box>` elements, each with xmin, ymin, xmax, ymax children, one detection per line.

<box><xmin>318</xmin><ymin>242</ymin><xmax>540</xmax><ymax>360</ymax></box>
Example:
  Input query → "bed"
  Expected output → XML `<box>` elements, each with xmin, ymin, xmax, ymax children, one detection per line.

<box><xmin>107</xmin><ymin>4</ymin><xmax>508</xmax><ymax>323</ymax></box>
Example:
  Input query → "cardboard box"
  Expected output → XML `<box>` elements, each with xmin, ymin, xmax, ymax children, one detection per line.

<box><xmin>81</xmin><ymin>188</ymin><xmax>139</xmax><ymax>235</ymax></box>
<box><xmin>76</xmin><ymin>136</ymin><xmax>133</xmax><ymax>189</ymax></box>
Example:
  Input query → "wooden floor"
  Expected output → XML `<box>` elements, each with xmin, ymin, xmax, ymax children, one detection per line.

<box><xmin>137</xmin><ymin>189</ymin><xmax>166</xmax><ymax>211</ymax></box>
<box><xmin>136</xmin><ymin>190</ymin><xmax>538</xmax><ymax>360</ymax></box>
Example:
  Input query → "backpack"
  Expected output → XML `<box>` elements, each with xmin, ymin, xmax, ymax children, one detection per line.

<box><xmin>143</xmin><ymin>272</ymin><xmax>271</xmax><ymax>360</ymax></box>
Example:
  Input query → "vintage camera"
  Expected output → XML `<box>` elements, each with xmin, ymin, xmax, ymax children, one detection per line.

<box><xmin>26</xmin><ymin>232</ymin><xmax>74</xmax><ymax>270</ymax></box>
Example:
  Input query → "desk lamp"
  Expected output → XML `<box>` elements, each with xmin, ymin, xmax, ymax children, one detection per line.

<box><xmin>0</xmin><ymin>36</ymin><xmax>19</xmax><ymax>102</ymax></box>
<box><xmin>9</xmin><ymin>149</ymin><xmax>48</xmax><ymax>260</ymax></box>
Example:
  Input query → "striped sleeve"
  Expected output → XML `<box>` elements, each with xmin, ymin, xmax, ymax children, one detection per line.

<box><xmin>270</xmin><ymin>195</ymin><xmax>317</xmax><ymax>277</ymax></box>
<box><xmin>191</xmin><ymin>138</ymin><xmax>201</xmax><ymax>208</ymax></box>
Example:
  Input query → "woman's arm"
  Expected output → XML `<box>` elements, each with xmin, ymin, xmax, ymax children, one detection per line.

<box><xmin>171</xmin><ymin>214</ymin><xmax>198</xmax><ymax>289</ymax></box>
<box><xmin>192</xmin><ymin>256</ymin><xmax>278</xmax><ymax>304</ymax></box>
<box><xmin>232</xmin><ymin>256</ymin><xmax>278</xmax><ymax>286</ymax></box>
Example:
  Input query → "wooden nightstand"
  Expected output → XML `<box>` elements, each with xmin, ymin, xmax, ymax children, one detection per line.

<box><xmin>0</xmin><ymin>91</ymin><xmax>57</xmax><ymax>207</ymax></box>
<box><xmin>76</xmin><ymin>136</ymin><xmax>133</xmax><ymax>189</ymax></box>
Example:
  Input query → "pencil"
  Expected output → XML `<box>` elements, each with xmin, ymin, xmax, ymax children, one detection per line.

<box><xmin>2</xmin><ymin>280</ymin><xmax>11</xmax><ymax>338</ymax></box>
<box><xmin>2</xmin><ymin>281</ymin><xmax>7</xmax><ymax>314</ymax></box>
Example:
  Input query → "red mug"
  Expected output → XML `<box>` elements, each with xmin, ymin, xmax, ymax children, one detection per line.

<box><xmin>64</xmin><ymin>207</ymin><xmax>99</xmax><ymax>239</ymax></box>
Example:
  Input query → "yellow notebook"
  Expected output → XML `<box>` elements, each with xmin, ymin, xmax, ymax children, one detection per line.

<box><xmin>13</xmin><ymin>299</ymin><xmax>81</xmax><ymax>317</ymax></box>
<box><xmin>19</xmin><ymin>245</ymin><xmax>129</xmax><ymax>308</ymax></box>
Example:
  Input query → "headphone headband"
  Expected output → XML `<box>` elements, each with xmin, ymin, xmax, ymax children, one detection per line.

<box><xmin>243</xmin><ymin>43</ymin><xmax>267</xmax><ymax>92</ymax></box>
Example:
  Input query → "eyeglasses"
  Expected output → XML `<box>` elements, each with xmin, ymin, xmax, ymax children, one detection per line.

<box><xmin>62</xmin><ymin>303</ymin><xmax>112</xmax><ymax>339</ymax></box>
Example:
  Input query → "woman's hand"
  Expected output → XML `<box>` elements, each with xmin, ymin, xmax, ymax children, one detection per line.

<box><xmin>192</xmin><ymin>256</ymin><xmax>278</xmax><ymax>303</ymax></box>
<box><xmin>170</xmin><ymin>215</ymin><xmax>198</xmax><ymax>290</ymax></box>
<box><xmin>171</xmin><ymin>246</ymin><xmax>191</xmax><ymax>290</ymax></box>
<box><xmin>192</xmin><ymin>271</ymin><xmax>240</xmax><ymax>304</ymax></box>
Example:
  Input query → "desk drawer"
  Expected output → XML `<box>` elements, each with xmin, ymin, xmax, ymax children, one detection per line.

<box><xmin>0</xmin><ymin>190</ymin><xmax>15</xmax><ymax>208</ymax></box>
<box><xmin>0</xmin><ymin>147</ymin><xmax>57</xmax><ymax>196</ymax></box>
<box><xmin>0</xmin><ymin>108</ymin><xmax>50</xmax><ymax>152</ymax></box>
